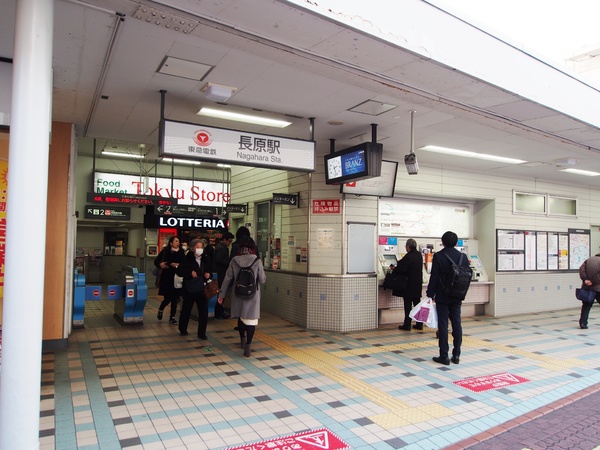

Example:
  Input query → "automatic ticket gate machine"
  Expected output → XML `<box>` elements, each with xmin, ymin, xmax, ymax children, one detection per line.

<box><xmin>112</xmin><ymin>265</ymin><xmax>147</xmax><ymax>324</ymax></box>
<box><xmin>73</xmin><ymin>269</ymin><xmax>103</xmax><ymax>328</ymax></box>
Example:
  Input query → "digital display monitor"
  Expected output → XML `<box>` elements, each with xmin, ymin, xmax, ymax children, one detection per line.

<box><xmin>325</xmin><ymin>142</ymin><xmax>381</xmax><ymax>185</ymax></box>
<box><xmin>341</xmin><ymin>160</ymin><xmax>398</xmax><ymax>197</ymax></box>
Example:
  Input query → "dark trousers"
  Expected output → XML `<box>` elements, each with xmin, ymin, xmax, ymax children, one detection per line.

<box><xmin>159</xmin><ymin>291</ymin><xmax>179</xmax><ymax>318</ymax></box>
<box><xmin>436</xmin><ymin>301</ymin><xmax>462</xmax><ymax>359</ymax></box>
<box><xmin>179</xmin><ymin>292</ymin><xmax>208</xmax><ymax>337</ymax></box>
<box><xmin>580</xmin><ymin>294</ymin><xmax>600</xmax><ymax>326</ymax></box>
<box><xmin>403</xmin><ymin>296</ymin><xmax>420</xmax><ymax>327</ymax></box>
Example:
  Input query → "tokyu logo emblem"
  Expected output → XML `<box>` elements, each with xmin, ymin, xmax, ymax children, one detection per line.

<box><xmin>193</xmin><ymin>130</ymin><xmax>213</xmax><ymax>147</ymax></box>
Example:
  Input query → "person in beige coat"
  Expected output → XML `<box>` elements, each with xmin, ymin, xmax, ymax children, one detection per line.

<box><xmin>579</xmin><ymin>253</ymin><xmax>600</xmax><ymax>329</ymax></box>
<box><xmin>217</xmin><ymin>238</ymin><xmax>266</xmax><ymax>357</ymax></box>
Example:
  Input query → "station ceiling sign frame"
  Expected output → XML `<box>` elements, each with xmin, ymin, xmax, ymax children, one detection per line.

<box><xmin>161</xmin><ymin>119</ymin><xmax>316</xmax><ymax>172</ymax></box>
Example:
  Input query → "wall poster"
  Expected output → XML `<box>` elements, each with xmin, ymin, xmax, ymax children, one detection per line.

<box><xmin>569</xmin><ymin>228</ymin><xmax>590</xmax><ymax>270</ymax></box>
<box><xmin>497</xmin><ymin>228</ymin><xmax>582</xmax><ymax>272</ymax></box>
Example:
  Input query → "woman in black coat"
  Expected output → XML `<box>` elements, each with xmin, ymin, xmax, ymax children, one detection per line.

<box><xmin>154</xmin><ymin>236</ymin><xmax>185</xmax><ymax>324</ymax></box>
<box><xmin>176</xmin><ymin>238</ymin><xmax>212</xmax><ymax>339</ymax></box>
<box><xmin>393</xmin><ymin>238</ymin><xmax>424</xmax><ymax>331</ymax></box>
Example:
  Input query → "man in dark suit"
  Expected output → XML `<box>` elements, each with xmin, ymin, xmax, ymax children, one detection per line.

<box><xmin>426</xmin><ymin>231</ymin><xmax>465</xmax><ymax>365</ymax></box>
<box><xmin>393</xmin><ymin>239</ymin><xmax>424</xmax><ymax>331</ymax></box>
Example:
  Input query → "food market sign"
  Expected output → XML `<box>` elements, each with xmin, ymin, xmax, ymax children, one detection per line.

<box><xmin>94</xmin><ymin>172</ymin><xmax>228</xmax><ymax>207</ymax></box>
<box><xmin>161</xmin><ymin>119</ymin><xmax>315</xmax><ymax>172</ymax></box>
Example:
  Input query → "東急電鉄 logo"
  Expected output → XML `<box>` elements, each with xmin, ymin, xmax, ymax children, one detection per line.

<box><xmin>193</xmin><ymin>130</ymin><xmax>213</xmax><ymax>146</ymax></box>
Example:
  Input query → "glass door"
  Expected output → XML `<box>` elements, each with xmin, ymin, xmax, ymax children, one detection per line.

<box><xmin>256</xmin><ymin>201</ymin><xmax>270</xmax><ymax>267</ymax></box>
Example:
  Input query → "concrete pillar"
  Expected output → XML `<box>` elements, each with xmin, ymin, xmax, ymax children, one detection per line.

<box><xmin>0</xmin><ymin>0</ymin><xmax>54</xmax><ymax>449</ymax></box>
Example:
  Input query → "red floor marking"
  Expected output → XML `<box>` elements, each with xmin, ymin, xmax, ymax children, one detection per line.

<box><xmin>225</xmin><ymin>427</ymin><xmax>349</xmax><ymax>450</ymax></box>
<box><xmin>454</xmin><ymin>372</ymin><xmax>530</xmax><ymax>392</ymax></box>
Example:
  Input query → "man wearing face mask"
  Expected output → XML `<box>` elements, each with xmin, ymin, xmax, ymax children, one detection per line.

<box><xmin>176</xmin><ymin>238</ymin><xmax>213</xmax><ymax>339</ymax></box>
<box><xmin>181</xmin><ymin>242</ymin><xmax>189</xmax><ymax>255</ymax></box>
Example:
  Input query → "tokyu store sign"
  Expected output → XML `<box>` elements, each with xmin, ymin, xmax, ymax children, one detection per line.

<box><xmin>161</xmin><ymin>119</ymin><xmax>315</xmax><ymax>172</ymax></box>
<box><xmin>94</xmin><ymin>172</ymin><xmax>229</xmax><ymax>207</ymax></box>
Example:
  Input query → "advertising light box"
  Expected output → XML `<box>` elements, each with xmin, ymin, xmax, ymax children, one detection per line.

<box><xmin>93</xmin><ymin>172</ymin><xmax>230</xmax><ymax>207</ymax></box>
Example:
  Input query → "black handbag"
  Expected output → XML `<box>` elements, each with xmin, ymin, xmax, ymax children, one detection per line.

<box><xmin>576</xmin><ymin>288</ymin><xmax>596</xmax><ymax>304</ymax></box>
<box><xmin>184</xmin><ymin>277</ymin><xmax>205</xmax><ymax>294</ymax></box>
<box><xmin>383</xmin><ymin>272</ymin><xmax>408</xmax><ymax>294</ymax></box>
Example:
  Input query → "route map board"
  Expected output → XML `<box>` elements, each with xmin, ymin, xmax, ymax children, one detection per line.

<box><xmin>379</xmin><ymin>199</ymin><xmax>471</xmax><ymax>238</ymax></box>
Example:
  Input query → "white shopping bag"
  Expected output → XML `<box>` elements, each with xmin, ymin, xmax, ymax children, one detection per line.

<box><xmin>409</xmin><ymin>297</ymin><xmax>438</xmax><ymax>329</ymax></box>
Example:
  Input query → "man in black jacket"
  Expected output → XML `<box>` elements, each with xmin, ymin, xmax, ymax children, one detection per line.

<box><xmin>393</xmin><ymin>238</ymin><xmax>424</xmax><ymax>331</ymax></box>
<box><xmin>426</xmin><ymin>231</ymin><xmax>465</xmax><ymax>365</ymax></box>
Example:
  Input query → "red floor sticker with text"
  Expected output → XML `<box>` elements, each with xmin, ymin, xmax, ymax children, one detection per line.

<box><xmin>454</xmin><ymin>372</ymin><xmax>530</xmax><ymax>392</ymax></box>
<box><xmin>225</xmin><ymin>427</ymin><xmax>349</xmax><ymax>450</ymax></box>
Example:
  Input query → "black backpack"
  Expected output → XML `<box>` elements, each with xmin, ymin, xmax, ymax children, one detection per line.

<box><xmin>234</xmin><ymin>256</ymin><xmax>260</xmax><ymax>297</ymax></box>
<box><xmin>441</xmin><ymin>253</ymin><xmax>472</xmax><ymax>300</ymax></box>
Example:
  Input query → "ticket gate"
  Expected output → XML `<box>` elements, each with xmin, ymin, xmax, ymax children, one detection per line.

<box><xmin>112</xmin><ymin>265</ymin><xmax>147</xmax><ymax>325</ymax></box>
<box><xmin>73</xmin><ymin>270</ymin><xmax>102</xmax><ymax>328</ymax></box>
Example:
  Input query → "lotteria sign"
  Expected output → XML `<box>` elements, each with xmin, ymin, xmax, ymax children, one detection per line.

<box><xmin>143</xmin><ymin>215</ymin><xmax>228</xmax><ymax>230</ymax></box>
<box><xmin>94</xmin><ymin>172</ymin><xmax>229</xmax><ymax>207</ymax></box>
<box><xmin>161</xmin><ymin>119</ymin><xmax>315</xmax><ymax>172</ymax></box>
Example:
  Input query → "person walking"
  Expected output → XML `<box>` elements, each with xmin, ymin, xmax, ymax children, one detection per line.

<box><xmin>578</xmin><ymin>253</ymin><xmax>600</xmax><ymax>329</ymax></box>
<box><xmin>154</xmin><ymin>236</ymin><xmax>184</xmax><ymax>324</ymax></box>
<box><xmin>394</xmin><ymin>238</ymin><xmax>424</xmax><ymax>331</ymax></box>
<box><xmin>217</xmin><ymin>238</ymin><xmax>266</xmax><ymax>357</ymax></box>
<box><xmin>230</xmin><ymin>226</ymin><xmax>251</xmax><ymax>262</ymax></box>
<box><xmin>426</xmin><ymin>231</ymin><xmax>465</xmax><ymax>365</ymax></box>
<box><xmin>177</xmin><ymin>238</ymin><xmax>213</xmax><ymax>339</ymax></box>
<box><xmin>213</xmin><ymin>232</ymin><xmax>234</xmax><ymax>319</ymax></box>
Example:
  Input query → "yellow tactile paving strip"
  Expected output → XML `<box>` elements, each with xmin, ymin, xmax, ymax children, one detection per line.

<box><xmin>256</xmin><ymin>328</ymin><xmax>589</xmax><ymax>429</ymax></box>
<box><xmin>256</xmin><ymin>330</ymin><xmax>455</xmax><ymax>428</ymax></box>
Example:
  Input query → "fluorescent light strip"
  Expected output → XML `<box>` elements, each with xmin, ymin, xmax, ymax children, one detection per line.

<box><xmin>102</xmin><ymin>151</ymin><xmax>144</xmax><ymax>159</ymax></box>
<box><xmin>420</xmin><ymin>145</ymin><xmax>526</xmax><ymax>165</ymax></box>
<box><xmin>561</xmin><ymin>168</ymin><xmax>600</xmax><ymax>177</ymax></box>
<box><xmin>162</xmin><ymin>158</ymin><xmax>201</xmax><ymax>165</ymax></box>
<box><xmin>197</xmin><ymin>107</ymin><xmax>291</xmax><ymax>128</ymax></box>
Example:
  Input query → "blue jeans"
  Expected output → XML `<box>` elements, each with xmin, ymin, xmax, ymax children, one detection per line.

<box><xmin>436</xmin><ymin>301</ymin><xmax>462</xmax><ymax>359</ymax></box>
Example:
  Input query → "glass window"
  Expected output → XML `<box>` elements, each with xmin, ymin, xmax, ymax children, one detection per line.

<box><xmin>549</xmin><ymin>196</ymin><xmax>577</xmax><ymax>216</ymax></box>
<box><xmin>514</xmin><ymin>192</ymin><xmax>546</xmax><ymax>214</ymax></box>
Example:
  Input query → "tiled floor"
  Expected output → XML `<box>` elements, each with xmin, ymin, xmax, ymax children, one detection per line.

<box><xmin>37</xmin><ymin>293</ymin><xmax>600</xmax><ymax>449</ymax></box>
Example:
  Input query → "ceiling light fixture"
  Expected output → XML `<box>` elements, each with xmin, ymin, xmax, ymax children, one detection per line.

<box><xmin>197</xmin><ymin>107</ymin><xmax>291</xmax><ymax>128</ymax></box>
<box><xmin>162</xmin><ymin>158</ymin><xmax>201</xmax><ymax>165</ymax></box>
<box><xmin>561</xmin><ymin>168</ymin><xmax>600</xmax><ymax>177</ymax></box>
<box><xmin>101</xmin><ymin>150</ymin><xmax>144</xmax><ymax>159</ymax></box>
<box><xmin>420</xmin><ymin>145</ymin><xmax>526</xmax><ymax>164</ymax></box>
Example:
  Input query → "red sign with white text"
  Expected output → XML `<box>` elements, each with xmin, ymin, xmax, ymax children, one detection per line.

<box><xmin>312</xmin><ymin>199</ymin><xmax>341</xmax><ymax>214</ymax></box>
<box><xmin>454</xmin><ymin>372</ymin><xmax>530</xmax><ymax>392</ymax></box>
<box><xmin>226</xmin><ymin>428</ymin><xmax>349</xmax><ymax>450</ymax></box>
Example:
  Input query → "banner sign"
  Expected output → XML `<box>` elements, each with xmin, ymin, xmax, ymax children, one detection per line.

<box><xmin>87</xmin><ymin>192</ymin><xmax>177</xmax><ymax>206</ymax></box>
<box><xmin>312</xmin><ymin>199</ymin><xmax>341</xmax><ymax>214</ymax></box>
<box><xmin>161</xmin><ymin>119</ymin><xmax>315</xmax><ymax>172</ymax></box>
<box><xmin>85</xmin><ymin>205</ymin><xmax>131</xmax><ymax>220</ymax></box>
<box><xmin>144</xmin><ymin>215</ymin><xmax>228</xmax><ymax>230</ymax></box>
<box><xmin>273</xmin><ymin>193</ymin><xmax>299</xmax><ymax>207</ymax></box>
<box><xmin>226</xmin><ymin>203</ymin><xmax>247</xmax><ymax>214</ymax></box>
<box><xmin>93</xmin><ymin>172</ymin><xmax>229</xmax><ymax>207</ymax></box>
<box><xmin>155</xmin><ymin>204</ymin><xmax>219</xmax><ymax>216</ymax></box>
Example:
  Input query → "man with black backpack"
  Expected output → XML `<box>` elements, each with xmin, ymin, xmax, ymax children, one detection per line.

<box><xmin>426</xmin><ymin>231</ymin><xmax>472</xmax><ymax>366</ymax></box>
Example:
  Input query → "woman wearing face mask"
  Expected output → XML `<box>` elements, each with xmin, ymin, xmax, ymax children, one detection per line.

<box><xmin>154</xmin><ymin>236</ymin><xmax>184</xmax><ymax>324</ymax></box>
<box><xmin>176</xmin><ymin>238</ymin><xmax>213</xmax><ymax>339</ymax></box>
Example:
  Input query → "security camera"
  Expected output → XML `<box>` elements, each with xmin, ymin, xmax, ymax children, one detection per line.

<box><xmin>404</xmin><ymin>153</ymin><xmax>418</xmax><ymax>175</ymax></box>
